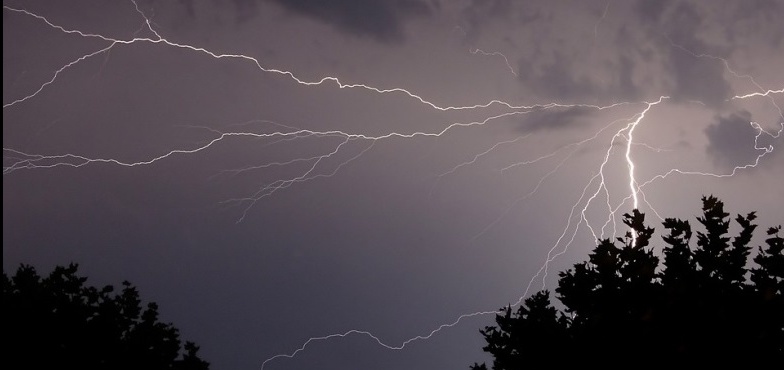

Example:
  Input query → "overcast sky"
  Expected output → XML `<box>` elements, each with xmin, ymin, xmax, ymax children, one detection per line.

<box><xmin>3</xmin><ymin>1</ymin><xmax>783</xmax><ymax>369</ymax></box>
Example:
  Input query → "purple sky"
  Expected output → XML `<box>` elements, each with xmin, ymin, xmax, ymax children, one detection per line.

<box><xmin>3</xmin><ymin>1</ymin><xmax>783</xmax><ymax>369</ymax></box>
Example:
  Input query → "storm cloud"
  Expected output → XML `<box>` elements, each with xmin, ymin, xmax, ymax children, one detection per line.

<box><xmin>4</xmin><ymin>2</ymin><xmax>783</xmax><ymax>370</ymax></box>
<box><xmin>517</xmin><ymin>107</ymin><xmax>595</xmax><ymax>133</ymax></box>
<box><xmin>705</xmin><ymin>111</ymin><xmax>769</xmax><ymax>170</ymax></box>
<box><xmin>264</xmin><ymin>0</ymin><xmax>433</xmax><ymax>43</ymax></box>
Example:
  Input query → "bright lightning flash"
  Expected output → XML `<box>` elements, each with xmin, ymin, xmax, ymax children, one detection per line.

<box><xmin>3</xmin><ymin>2</ymin><xmax>782</xmax><ymax>370</ymax></box>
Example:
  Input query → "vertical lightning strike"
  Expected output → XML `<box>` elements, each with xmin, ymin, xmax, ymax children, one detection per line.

<box><xmin>472</xmin><ymin>112</ymin><xmax>638</xmax><ymax>241</ymax></box>
<box><xmin>624</xmin><ymin>96</ymin><xmax>665</xmax><ymax>245</ymax></box>
<box><xmin>533</xmin><ymin>97</ymin><xmax>665</xmax><ymax>289</ymax></box>
<box><xmin>4</xmin><ymin>3</ymin><xmax>783</xmax><ymax>370</ymax></box>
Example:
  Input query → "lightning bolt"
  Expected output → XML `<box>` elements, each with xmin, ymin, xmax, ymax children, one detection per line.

<box><xmin>3</xmin><ymin>2</ymin><xmax>782</xmax><ymax>370</ymax></box>
<box><xmin>469</xmin><ymin>48</ymin><xmax>518</xmax><ymax>77</ymax></box>
<box><xmin>624</xmin><ymin>96</ymin><xmax>665</xmax><ymax>245</ymax></box>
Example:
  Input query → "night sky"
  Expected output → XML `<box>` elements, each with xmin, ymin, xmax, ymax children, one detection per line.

<box><xmin>3</xmin><ymin>1</ymin><xmax>783</xmax><ymax>369</ymax></box>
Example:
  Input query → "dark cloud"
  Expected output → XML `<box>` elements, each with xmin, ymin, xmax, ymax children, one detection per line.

<box><xmin>733</xmin><ymin>0</ymin><xmax>784</xmax><ymax>21</ymax></box>
<box><xmin>460</xmin><ymin>0</ymin><xmax>512</xmax><ymax>33</ymax></box>
<box><xmin>615</xmin><ymin>56</ymin><xmax>639</xmax><ymax>100</ymax></box>
<box><xmin>659</xmin><ymin>1</ymin><xmax>703</xmax><ymax>49</ymax></box>
<box><xmin>637</xmin><ymin>0</ymin><xmax>784</xmax><ymax>49</ymax></box>
<box><xmin>704</xmin><ymin>111</ymin><xmax>765</xmax><ymax>169</ymax></box>
<box><xmin>517</xmin><ymin>54</ymin><xmax>640</xmax><ymax>103</ymax></box>
<box><xmin>175</xmin><ymin>0</ymin><xmax>433</xmax><ymax>41</ymax></box>
<box><xmin>263</xmin><ymin>0</ymin><xmax>433</xmax><ymax>43</ymax></box>
<box><xmin>635</xmin><ymin>0</ymin><xmax>674</xmax><ymax>23</ymax></box>
<box><xmin>517</xmin><ymin>53</ymin><xmax>595</xmax><ymax>101</ymax></box>
<box><xmin>726</xmin><ymin>0</ymin><xmax>784</xmax><ymax>46</ymax></box>
<box><xmin>458</xmin><ymin>0</ymin><xmax>541</xmax><ymax>42</ymax></box>
<box><xmin>177</xmin><ymin>0</ymin><xmax>196</xmax><ymax>17</ymax></box>
<box><xmin>231</xmin><ymin>0</ymin><xmax>263</xmax><ymax>22</ymax></box>
<box><xmin>635</xmin><ymin>1</ymin><xmax>733</xmax><ymax>106</ymax></box>
<box><xmin>667</xmin><ymin>49</ymin><xmax>732</xmax><ymax>107</ymax></box>
<box><xmin>518</xmin><ymin>107</ymin><xmax>594</xmax><ymax>133</ymax></box>
<box><xmin>4</xmin><ymin>2</ymin><xmax>783</xmax><ymax>369</ymax></box>
<box><xmin>460</xmin><ymin>0</ymin><xmax>552</xmax><ymax>43</ymax></box>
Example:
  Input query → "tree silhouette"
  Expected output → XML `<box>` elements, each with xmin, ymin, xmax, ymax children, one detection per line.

<box><xmin>2</xmin><ymin>263</ymin><xmax>209</xmax><ymax>370</ymax></box>
<box><xmin>471</xmin><ymin>196</ymin><xmax>783</xmax><ymax>368</ymax></box>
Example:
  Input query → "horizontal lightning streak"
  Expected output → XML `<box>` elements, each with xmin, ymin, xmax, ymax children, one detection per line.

<box><xmin>3</xmin><ymin>110</ymin><xmax>543</xmax><ymax>174</ymax></box>
<box><xmin>4</xmin><ymin>3</ymin><xmax>783</xmax><ymax>370</ymax></box>
<box><xmin>666</xmin><ymin>36</ymin><xmax>784</xmax><ymax>121</ymax></box>
<box><xmin>260</xmin><ymin>308</ymin><xmax>499</xmax><ymax>370</ymax></box>
<box><xmin>3</xmin><ymin>5</ymin><xmax>632</xmax><ymax>113</ymax></box>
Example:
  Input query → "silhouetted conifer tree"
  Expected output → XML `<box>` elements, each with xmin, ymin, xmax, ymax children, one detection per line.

<box><xmin>471</xmin><ymin>196</ymin><xmax>783</xmax><ymax>368</ymax></box>
<box><xmin>2</xmin><ymin>264</ymin><xmax>210</xmax><ymax>370</ymax></box>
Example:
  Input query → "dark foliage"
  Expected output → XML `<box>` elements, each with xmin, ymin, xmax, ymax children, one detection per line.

<box><xmin>471</xmin><ymin>196</ymin><xmax>783</xmax><ymax>368</ymax></box>
<box><xmin>2</xmin><ymin>264</ymin><xmax>209</xmax><ymax>370</ymax></box>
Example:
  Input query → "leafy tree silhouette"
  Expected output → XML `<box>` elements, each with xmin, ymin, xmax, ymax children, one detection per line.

<box><xmin>470</xmin><ymin>196</ymin><xmax>783</xmax><ymax>368</ymax></box>
<box><xmin>2</xmin><ymin>263</ymin><xmax>209</xmax><ymax>370</ymax></box>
